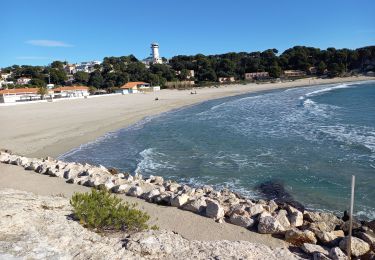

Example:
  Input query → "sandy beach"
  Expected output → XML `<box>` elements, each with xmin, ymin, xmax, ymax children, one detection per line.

<box><xmin>0</xmin><ymin>76</ymin><xmax>372</xmax><ymax>158</ymax></box>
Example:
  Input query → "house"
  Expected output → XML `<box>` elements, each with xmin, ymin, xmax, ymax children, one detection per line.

<box><xmin>176</xmin><ymin>70</ymin><xmax>195</xmax><ymax>79</ymax></box>
<box><xmin>75</xmin><ymin>61</ymin><xmax>101</xmax><ymax>73</ymax></box>
<box><xmin>218</xmin><ymin>77</ymin><xmax>235</xmax><ymax>83</ymax></box>
<box><xmin>16</xmin><ymin>77</ymin><xmax>32</xmax><ymax>85</ymax></box>
<box><xmin>64</xmin><ymin>64</ymin><xmax>77</xmax><ymax>75</ymax></box>
<box><xmin>1</xmin><ymin>73</ymin><xmax>11</xmax><ymax>80</ymax></box>
<box><xmin>116</xmin><ymin>82</ymin><xmax>150</xmax><ymax>94</ymax></box>
<box><xmin>0</xmin><ymin>88</ymin><xmax>41</xmax><ymax>103</ymax></box>
<box><xmin>283</xmin><ymin>70</ymin><xmax>306</xmax><ymax>77</ymax></box>
<box><xmin>53</xmin><ymin>86</ymin><xmax>89</xmax><ymax>98</ymax></box>
<box><xmin>244</xmin><ymin>72</ymin><xmax>269</xmax><ymax>80</ymax></box>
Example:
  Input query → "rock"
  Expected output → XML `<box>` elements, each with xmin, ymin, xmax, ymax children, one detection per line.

<box><xmin>153</xmin><ymin>193</ymin><xmax>172</xmax><ymax>205</ymax></box>
<box><xmin>202</xmin><ymin>185</ymin><xmax>214</xmax><ymax>193</ymax></box>
<box><xmin>152</xmin><ymin>176</ymin><xmax>164</xmax><ymax>185</ymax></box>
<box><xmin>112</xmin><ymin>184</ymin><xmax>129</xmax><ymax>193</ymax></box>
<box><xmin>285</xmin><ymin>228</ymin><xmax>317</xmax><ymax>246</ymax></box>
<box><xmin>341</xmin><ymin>219</ymin><xmax>362</xmax><ymax>232</ymax></box>
<box><xmin>142</xmin><ymin>189</ymin><xmax>161</xmax><ymax>202</ymax></box>
<box><xmin>329</xmin><ymin>247</ymin><xmax>347</xmax><ymax>260</ymax></box>
<box><xmin>205</xmin><ymin>200</ymin><xmax>225</xmax><ymax>219</ymax></box>
<box><xmin>316</xmin><ymin>230</ymin><xmax>344</xmax><ymax>246</ymax></box>
<box><xmin>24</xmin><ymin>159</ymin><xmax>42</xmax><ymax>171</ymax></box>
<box><xmin>229</xmin><ymin>213</ymin><xmax>255</xmax><ymax>228</ymax></box>
<box><xmin>0</xmin><ymin>152</ymin><xmax>10</xmax><ymax>163</ymax></box>
<box><xmin>309</xmin><ymin>221</ymin><xmax>336</xmax><ymax>233</ymax></box>
<box><xmin>181</xmin><ymin>197</ymin><xmax>207</xmax><ymax>213</ymax></box>
<box><xmin>275</xmin><ymin>210</ymin><xmax>291</xmax><ymax>230</ymax></box>
<box><xmin>339</xmin><ymin>236</ymin><xmax>370</xmax><ymax>257</ymax></box>
<box><xmin>104</xmin><ymin>179</ymin><xmax>115</xmax><ymax>190</ymax></box>
<box><xmin>304</xmin><ymin>211</ymin><xmax>343</xmax><ymax>228</ymax></box>
<box><xmin>301</xmin><ymin>243</ymin><xmax>329</xmax><ymax>255</ymax></box>
<box><xmin>258</xmin><ymin>215</ymin><xmax>285</xmax><ymax>234</ymax></box>
<box><xmin>268</xmin><ymin>200</ymin><xmax>278</xmax><ymax>213</ymax></box>
<box><xmin>127</xmin><ymin>186</ymin><xmax>143</xmax><ymax>197</ymax></box>
<box><xmin>63</xmin><ymin>163</ymin><xmax>85</xmax><ymax>180</ymax></box>
<box><xmin>170</xmin><ymin>194</ymin><xmax>189</xmax><ymax>207</ymax></box>
<box><xmin>248</xmin><ymin>204</ymin><xmax>265</xmax><ymax>217</ymax></box>
<box><xmin>356</xmin><ymin>231</ymin><xmax>375</xmax><ymax>250</ymax></box>
<box><xmin>287</xmin><ymin>205</ymin><xmax>303</xmax><ymax>227</ymax></box>
<box><xmin>166</xmin><ymin>183</ymin><xmax>180</xmax><ymax>192</ymax></box>
<box><xmin>313</xmin><ymin>252</ymin><xmax>331</xmax><ymax>260</ymax></box>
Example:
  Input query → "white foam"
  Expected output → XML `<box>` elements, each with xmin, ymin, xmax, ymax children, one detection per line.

<box><xmin>135</xmin><ymin>148</ymin><xmax>176</xmax><ymax>174</ymax></box>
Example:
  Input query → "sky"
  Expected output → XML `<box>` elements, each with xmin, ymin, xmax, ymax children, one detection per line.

<box><xmin>1</xmin><ymin>0</ymin><xmax>374</xmax><ymax>67</ymax></box>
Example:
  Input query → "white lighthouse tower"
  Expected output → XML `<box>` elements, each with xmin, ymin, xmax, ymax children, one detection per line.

<box><xmin>151</xmin><ymin>42</ymin><xmax>162</xmax><ymax>64</ymax></box>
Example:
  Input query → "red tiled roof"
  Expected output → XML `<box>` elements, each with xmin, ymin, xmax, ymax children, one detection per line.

<box><xmin>120</xmin><ymin>82</ymin><xmax>149</xmax><ymax>89</ymax></box>
<box><xmin>0</xmin><ymin>88</ymin><xmax>38</xmax><ymax>95</ymax></box>
<box><xmin>53</xmin><ymin>86</ymin><xmax>89</xmax><ymax>91</ymax></box>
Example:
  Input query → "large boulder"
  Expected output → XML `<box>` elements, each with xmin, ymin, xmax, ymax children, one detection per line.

<box><xmin>339</xmin><ymin>236</ymin><xmax>370</xmax><ymax>257</ymax></box>
<box><xmin>170</xmin><ymin>194</ymin><xmax>189</xmax><ymax>207</ymax></box>
<box><xmin>127</xmin><ymin>186</ymin><xmax>144</xmax><ymax>197</ymax></box>
<box><xmin>287</xmin><ymin>205</ymin><xmax>303</xmax><ymax>227</ymax></box>
<box><xmin>275</xmin><ymin>210</ymin><xmax>291</xmax><ymax>230</ymax></box>
<box><xmin>285</xmin><ymin>228</ymin><xmax>317</xmax><ymax>246</ymax></box>
<box><xmin>257</xmin><ymin>215</ymin><xmax>285</xmax><ymax>234</ymax></box>
<box><xmin>248</xmin><ymin>204</ymin><xmax>265</xmax><ymax>217</ymax></box>
<box><xmin>357</xmin><ymin>231</ymin><xmax>375</xmax><ymax>250</ymax></box>
<box><xmin>0</xmin><ymin>152</ymin><xmax>10</xmax><ymax>163</ymax></box>
<box><xmin>229</xmin><ymin>213</ymin><xmax>254</xmax><ymax>228</ymax></box>
<box><xmin>181</xmin><ymin>197</ymin><xmax>207</xmax><ymax>214</ymax></box>
<box><xmin>142</xmin><ymin>189</ymin><xmax>161</xmax><ymax>202</ymax></box>
<box><xmin>112</xmin><ymin>184</ymin><xmax>129</xmax><ymax>194</ymax></box>
<box><xmin>329</xmin><ymin>247</ymin><xmax>347</xmax><ymax>260</ymax></box>
<box><xmin>205</xmin><ymin>200</ymin><xmax>225</xmax><ymax>220</ymax></box>
<box><xmin>63</xmin><ymin>163</ymin><xmax>86</xmax><ymax>180</ymax></box>
<box><xmin>340</xmin><ymin>220</ymin><xmax>362</xmax><ymax>232</ymax></box>
<box><xmin>301</xmin><ymin>243</ymin><xmax>329</xmax><ymax>255</ymax></box>
<box><xmin>316</xmin><ymin>230</ymin><xmax>344</xmax><ymax>246</ymax></box>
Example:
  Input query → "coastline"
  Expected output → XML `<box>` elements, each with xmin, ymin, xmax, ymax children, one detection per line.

<box><xmin>0</xmin><ymin>76</ymin><xmax>373</xmax><ymax>158</ymax></box>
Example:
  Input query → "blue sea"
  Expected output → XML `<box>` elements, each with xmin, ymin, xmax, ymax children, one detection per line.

<box><xmin>60</xmin><ymin>80</ymin><xmax>375</xmax><ymax>219</ymax></box>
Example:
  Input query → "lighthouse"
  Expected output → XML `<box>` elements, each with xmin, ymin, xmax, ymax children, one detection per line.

<box><xmin>151</xmin><ymin>42</ymin><xmax>162</xmax><ymax>64</ymax></box>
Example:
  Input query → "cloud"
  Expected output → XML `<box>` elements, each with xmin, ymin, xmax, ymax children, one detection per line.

<box><xmin>16</xmin><ymin>56</ymin><xmax>50</xmax><ymax>60</ymax></box>
<box><xmin>26</xmin><ymin>40</ymin><xmax>73</xmax><ymax>47</ymax></box>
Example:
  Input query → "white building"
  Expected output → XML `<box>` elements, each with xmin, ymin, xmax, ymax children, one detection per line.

<box><xmin>16</xmin><ymin>77</ymin><xmax>32</xmax><ymax>85</ymax></box>
<box><xmin>0</xmin><ymin>88</ymin><xmax>42</xmax><ymax>103</ymax></box>
<box><xmin>116</xmin><ymin>82</ymin><xmax>150</xmax><ymax>94</ymax></box>
<box><xmin>143</xmin><ymin>43</ymin><xmax>163</xmax><ymax>65</ymax></box>
<box><xmin>53</xmin><ymin>86</ymin><xmax>89</xmax><ymax>98</ymax></box>
<box><xmin>75</xmin><ymin>61</ymin><xmax>101</xmax><ymax>73</ymax></box>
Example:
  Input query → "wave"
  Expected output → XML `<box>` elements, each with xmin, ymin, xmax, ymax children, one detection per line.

<box><xmin>299</xmin><ymin>83</ymin><xmax>357</xmax><ymax>101</ymax></box>
<box><xmin>135</xmin><ymin>148</ymin><xmax>176</xmax><ymax>175</ymax></box>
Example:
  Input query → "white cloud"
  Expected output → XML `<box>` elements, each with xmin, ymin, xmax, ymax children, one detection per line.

<box><xmin>16</xmin><ymin>56</ymin><xmax>50</xmax><ymax>60</ymax></box>
<box><xmin>26</xmin><ymin>40</ymin><xmax>73</xmax><ymax>47</ymax></box>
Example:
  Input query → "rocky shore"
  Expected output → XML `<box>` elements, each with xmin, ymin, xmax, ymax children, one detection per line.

<box><xmin>1</xmin><ymin>150</ymin><xmax>375</xmax><ymax>259</ymax></box>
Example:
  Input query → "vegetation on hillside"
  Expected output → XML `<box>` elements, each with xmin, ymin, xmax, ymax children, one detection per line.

<box><xmin>1</xmin><ymin>46</ymin><xmax>374</xmax><ymax>90</ymax></box>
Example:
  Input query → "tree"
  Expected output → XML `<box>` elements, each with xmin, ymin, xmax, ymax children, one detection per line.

<box><xmin>88</xmin><ymin>71</ymin><xmax>104</xmax><ymax>88</ymax></box>
<box><xmin>74</xmin><ymin>71</ymin><xmax>90</xmax><ymax>84</ymax></box>
<box><xmin>268</xmin><ymin>64</ymin><xmax>282</xmax><ymax>78</ymax></box>
<box><xmin>317</xmin><ymin>61</ymin><xmax>327</xmax><ymax>75</ymax></box>
<box><xmin>30</xmin><ymin>78</ymin><xmax>46</xmax><ymax>87</ymax></box>
<box><xmin>37</xmin><ymin>86</ymin><xmax>48</xmax><ymax>100</ymax></box>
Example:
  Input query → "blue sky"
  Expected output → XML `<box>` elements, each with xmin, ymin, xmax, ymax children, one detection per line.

<box><xmin>1</xmin><ymin>0</ymin><xmax>374</xmax><ymax>67</ymax></box>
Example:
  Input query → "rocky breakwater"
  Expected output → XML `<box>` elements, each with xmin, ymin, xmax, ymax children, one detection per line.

<box><xmin>1</xmin><ymin>150</ymin><xmax>375</xmax><ymax>259</ymax></box>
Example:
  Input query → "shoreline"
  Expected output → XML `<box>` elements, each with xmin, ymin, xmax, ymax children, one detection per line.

<box><xmin>0</xmin><ymin>76</ymin><xmax>373</xmax><ymax>159</ymax></box>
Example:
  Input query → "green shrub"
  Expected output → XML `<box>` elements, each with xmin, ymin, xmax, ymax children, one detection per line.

<box><xmin>70</xmin><ymin>188</ymin><xmax>152</xmax><ymax>232</ymax></box>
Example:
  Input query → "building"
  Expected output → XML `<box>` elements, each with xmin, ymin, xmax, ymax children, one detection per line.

<box><xmin>53</xmin><ymin>86</ymin><xmax>89</xmax><ymax>98</ymax></box>
<box><xmin>244</xmin><ymin>72</ymin><xmax>270</xmax><ymax>80</ymax></box>
<box><xmin>218</xmin><ymin>77</ymin><xmax>235</xmax><ymax>83</ymax></box>
<box><xmin>0</xmin><ymin>80</ymin><xmax>14</xmax><ymax>88</ymax></box>
<box><xmin>116</xmin><ymin>82</ymin><xmax>150</xmax><ymax>94</ymax></box>
<box><xmin>0</xmin><ymin>88</ymin><xmax>41</xmax><ymax>103</ymax></box>
<box><xmin>64</xmin><ymin>64</ymin><xmax>77</xmax><ymax>75</ymax></box>
<box><xmin>143</xmin><ymin>43</ymin><xmax>163</xmax><ymax>65</ymax></box>
<box><xmin>283</xmin><ymin>70</ymin><xmax>306</xmax><ymax>77</ymax></box>
<box><xmin>75</xmin><ymin>61</ymin><xmax>101</xmax><ymax>73</ymax></box>
<box><xmin>16</xmin><ymin>77</ymin><xmax>32</xmax><ymax>85</ymax></box>
<box><xmin>1</xmin><ymin>73</ymin><xmax>11</xmax><ymax>80</ymax></box>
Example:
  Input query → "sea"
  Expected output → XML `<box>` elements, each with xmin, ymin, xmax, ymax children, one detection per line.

<box><xmin>60</xmin><ymin>80</ymin><xmax>375</xmax><ymax>219</ymax></box>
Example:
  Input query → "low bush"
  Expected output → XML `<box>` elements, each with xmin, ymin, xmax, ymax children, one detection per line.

<box><xmin>70</xmin><ymin>188</ymin><xmax>153</xmax><ymax>232</ymax></box>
